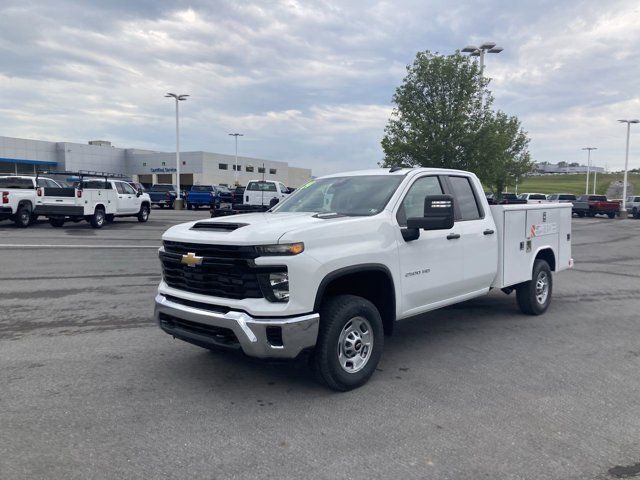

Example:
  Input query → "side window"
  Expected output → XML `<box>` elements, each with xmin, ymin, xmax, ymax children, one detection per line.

<box><xmin>396</xmin><ymin>176</ymin><xmax>443</xmax><ymax>226</ymax></box>
<box><xmin>37</xmin><ymin>178</ymin><xmax>47</xmax><ymax>188</ymax></box>
<box><xmin>46</xmin><ymin>179</ymin><xmax>59</xmax><ymax>188</ymax></box>
<box><xmin>448</xmin><ymin>176</ymin><xmax>482</xmax><ymax>221</ymax></box>
<box><xmin>115</xmin><ymin>182</ymin><xmax>126</xmax><ymax>194</ymax></box>
<box><xmin>122</xmin><ymin>183</ymin><xmax>137</xmax><ymax>194</ymax></box>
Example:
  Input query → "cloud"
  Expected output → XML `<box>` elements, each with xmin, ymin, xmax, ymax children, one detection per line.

<box><xmin>0</xmin><ymin>0</ymin><xmax>639</xmax><ymax>176</ymax></box>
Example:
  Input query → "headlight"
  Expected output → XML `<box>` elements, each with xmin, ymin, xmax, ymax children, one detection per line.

<box><xmin>258</xmin><ymin>271</ymin><xmax>289</xmax><ymax>302</ymax></box>
<box><xmin>256</xmin><ymin>242</ymin><xmax>304</xmax><ymax>256</ymax></box>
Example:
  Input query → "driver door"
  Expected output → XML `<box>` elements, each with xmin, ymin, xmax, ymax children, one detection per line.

<box><xmin>122</xmin><ymin>182</ymin><xmax>141</xmax><ymax>213</ymax></box>
<box><xmin>395</xmin><ymin>175</ymin><xmax>465</xmax><ymax>316</ymax></box>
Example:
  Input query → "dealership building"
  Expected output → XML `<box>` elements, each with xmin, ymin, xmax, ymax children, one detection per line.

<box><xmin>0</xmin><ymin>135</ymin><xmax>312</xmax><ymax>188</ymax></box>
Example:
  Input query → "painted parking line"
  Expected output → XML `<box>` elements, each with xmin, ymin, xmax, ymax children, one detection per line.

<box><xmin>0</xmin><ymin>244</ymin><xmax>160</xmax><ymax>249</ymax></box>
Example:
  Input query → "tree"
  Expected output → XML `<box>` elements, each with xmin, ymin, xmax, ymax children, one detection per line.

<box><xmin>557</xmin><ymin>161</ymin><xmax>568</xmax><ymax>168</ymax></box>
<box><xmin>381</xmin><ymin>51</ymin><xmax>532</xmax><ymax>195</ymax></box>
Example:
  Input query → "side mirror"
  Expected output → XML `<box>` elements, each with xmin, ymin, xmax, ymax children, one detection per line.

<box><xmin>269</xmin><ymin>197</ymin><xmax>280</xmax><ymax>208</ymax></box>
<box><xmin>136</xmin><ymin>190</ymin><xmax>142</xmax><ymax>197</ymax></box>
<box><xmin>403</xmin><ymin>195</ymin><xmax>454</xmax><ymax>241</ymax></box>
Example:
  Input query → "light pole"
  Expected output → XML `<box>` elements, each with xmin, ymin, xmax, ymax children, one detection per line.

<box><xmin>593</xmin><ymin>164</ymin><xmax>598</xmax><ymax>195</ymax></box>
<box><xmin>582</xmin><ymin>147</ymin><xmax>597</xmax><ymax>194</ymax></box>
<box><xmin>462</xmin><ymin>42</ymin><xmax>503</xmax><ymax>75</ymax></box>
<box><xmin>165</xmin><ymin>93</ymin><xmax>189</xmax><ymax>209</ymax></box>
<box><xmin>228</xmin><ymin>133</ymin><xmax>244</xmax><ymax>185</ymax></box>
<box><xmin>618</xmin><ymin>119</ymin><xmax>639</xmax><ymax>213</ymax></box>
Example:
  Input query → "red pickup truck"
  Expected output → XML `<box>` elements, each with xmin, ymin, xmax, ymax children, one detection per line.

<box><xmin>572</xmin><ymin>195</ymin><xmax>621</xmax><ymax>218</ymax></box>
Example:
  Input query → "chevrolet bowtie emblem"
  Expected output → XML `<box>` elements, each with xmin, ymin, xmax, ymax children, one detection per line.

<box><xmin>181</xmin><ymin>252</ymin><xmax>203</xmax><ymax>267</ymax></box>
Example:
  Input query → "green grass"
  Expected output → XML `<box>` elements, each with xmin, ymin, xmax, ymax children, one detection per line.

<box><xmin>513</xmin><ymin>173</ymin><xmax>640</xmax><ymax>196</ymax></box>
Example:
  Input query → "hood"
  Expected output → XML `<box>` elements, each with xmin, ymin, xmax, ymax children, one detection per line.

<box><xmin>162</xmin><ymin>212</ymin><xmax>354</xmax><ymax>245</ymax></box>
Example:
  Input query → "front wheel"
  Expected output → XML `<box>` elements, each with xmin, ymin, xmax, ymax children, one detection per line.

<box><xmin>633</xmin><ymin>208</ymin><xmax>639</xmax><ymax>219</ymax></box>
<box><xmin>137</xmin><ymin>204</ymin><xmax>150</xmax><ymax>222</ymax></box>
<box><xmin>516</xmin><ymin>259</ymin><xmax>552</xmax><ymax>315</ymax></box>
<box><xmin>49</xmin><ymin>218</ymin><xmax>65</xmax><ymax>228</ymax></box>
<box><xmin>312</xmin><ymin>295</ymin><xmax>384</xmax><ymax>391</ymax></box>
<box><xmin>186</xmin><ymin>203</ymin><xmax>192</xmax><ymax>210</ymax></box>
<box><xmin>607</xmin><ymin>212</ymin><xmax>616</xmax><ymax>219</ymax></box>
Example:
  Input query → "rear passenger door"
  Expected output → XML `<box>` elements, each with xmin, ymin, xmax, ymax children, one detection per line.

<box><xmin>443</xmin><ymin>175</ymin><xmax>498</xmax><ymax>294</ymax></box>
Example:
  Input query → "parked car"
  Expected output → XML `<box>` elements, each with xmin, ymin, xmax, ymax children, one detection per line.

<box><xmin>626</xmin><ymin>196</ymin><xmax>640</xmax><ymax>218</ymax></box>
<box><xmin>215</xmin><ymin>185</ymin><xmax>235</xmax><ymax>204</ymax></box>
<box><xmin>232</xmin><ymin>186</ymin><xmax>246</xmax><ymax>204</ymax></box>
<box><xmin>572</xmin><ymin>195</ymin><xmax>621</xmax><ymax>218</ymax></box>
<box><xmin>518</xmin><ymin>193</ymin><xmax>550</xmax><ymax>204</ymax></box>
<box><xmin>155</xmin><ymin>167</ymin><xmax>573</xmax><ymax>391</ymax></box>
<box><xmin>148</xmin><ymin>184</ymin><xmax>178</xmax><ymax>209</ymax></box>
<box><xmin>0</xmin><ymin>175</ymin><xmax>63</xmax><ymax>227</ymax></box>
<box><xmin>548</xmin><ymin>193</ymin><xmax>577</xmax><ymax>204</ymax></box>
<box><xmin>37</xmin><ymin>176</ymin><xmax>151</xmax><ymax>228</ymax></box>
<box><xmin>186</xmin><ymin>185</ymin><xmax>215</xmax><ymax>210</ymax></box>
<box><xmin>498</xmin><ymin>193</ymin><xmax>528</xmax><ymax>205</ymax></box>
<box><xmin>244</xmin><ymin>179</ymin><xmax>290</xmax><ymax>206</ymax></box>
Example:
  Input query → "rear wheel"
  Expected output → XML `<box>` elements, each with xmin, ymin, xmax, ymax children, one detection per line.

<box><xmin>90</xmin><ymin>207</ymin><xmax>106</xmax><ymax>228</ymax></box>
<box><xmin>14</xmin><ymin>205</ymin><xmax>32</xmax><ymax>228</ymax></box>
<box><xmin>633</xmin><ymin>208</ymin><xmax>639</xmax><ymax>219</ymax></box>
<box><xmin>312</xmin><ymin>295</ymin><xmax>384</xmax><ymax>391</ymax></box>
<box><xmin>516</xmin><ymin>259</ymin><xmax>552</xmax><ymax>315</ymax></box>
<box><xmin>607</xmin><ymin>212</ymin><xmax>616</xmax><ymax>219</ymax></box>
<box><xmin>186</xmin><ymin>203</ymin><xmax>192</xmax><ymax>210</ymax></box>
<box><xmin>49</xmin><ymin>218</ymin><xmax>65</xmax><ymax>228</ymax></box>
<box><xmin>137</xmin><ymin>204</ymin><xmax>150</xmax><ymax>222</ymax></box>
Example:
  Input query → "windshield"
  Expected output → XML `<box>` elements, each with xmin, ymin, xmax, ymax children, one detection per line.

<box><xmin>217</xmin><ymin>186</ymin><xmax>231</xmax><ymax>193</ymax></box>
<box><xmin>150</xmin><ymin>184</ymin><xmax>175</xmax><ymax>192</ymax></box>
<box><xmin>273</xmin><ymin>175</ymin><xmax>403</xmax><ymax>216</ymax></box>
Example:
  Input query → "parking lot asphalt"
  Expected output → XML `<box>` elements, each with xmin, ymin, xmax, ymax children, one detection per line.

<box><xmin>1</xmin><ymin>209</ymin><xmax>640</xmax><ymax>480</ymax></box>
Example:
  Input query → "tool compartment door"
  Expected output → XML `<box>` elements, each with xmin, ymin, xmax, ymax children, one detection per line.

<box><xmin>502</xmin><ymin>209</ymin><xmax>531</xmax><ymax>287</ymax></box>
<box><xmin>526</xmin><ymin>208</ymin><xmax>560</xmax><ymax>270</ymax></box>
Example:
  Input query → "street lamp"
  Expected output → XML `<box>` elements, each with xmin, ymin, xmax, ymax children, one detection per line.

<box><xmin>461</xmin><ymin>42</ymin><xmax>504</xmax><ymax>74</ymax></box>
<box><xmin>228</xmin><ymin>133</ymin><xmax>244</xmax><ymax>185</ymax></box>
<box><xmin>165</xmin><ymin>93</ymin><xmax>189</xmax><ymax>209</ymax></box>
<box><xmin>582</xmin><ymin>147</ymin><xmax>597</xmax><ymax>194</ymax></box>
<box><xmin>618</xmin><ymin>119</ymin><xmax>639</xmax><ymax>213</ymax></box>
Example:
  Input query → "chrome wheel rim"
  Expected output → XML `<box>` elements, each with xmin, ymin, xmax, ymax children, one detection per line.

<box><xmin>337</xmin><ymin>316</ymin><xmax>373</xmax><ymax>373</ymax></box>
<box><xmin>536</xmin><ymin>271</ymin><xmax>549</xmax><ymax>305</ymax></box>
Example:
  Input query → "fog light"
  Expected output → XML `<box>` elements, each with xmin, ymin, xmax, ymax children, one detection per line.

<box><xmin>269</xmin><ymin>272</ymin><xmax>289</xmax><ymax>301</ymax></box>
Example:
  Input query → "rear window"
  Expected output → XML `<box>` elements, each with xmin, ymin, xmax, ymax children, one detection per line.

<box><xmin>191</xmin><ymin>185</ymin><xmax>213</xmax><ymax>192</ymax></box>
<box><xmin>0</xmin><ymin>177</ymin><xmax>34</xmax><ymax>189</ymax></box>
<box><xmin>529</xmin><ymin>194</ymin><xmax>547</xmax><ymax>200</ymax></box>
<box><xmin>82</xmin><ymin>180</ymin><xmax>112</xmax><ymax>189</ymax></box>
<box><xmin>247</xmin><ymin>181</ymin><xmax>276</xmax><ymax>192</ymax></box>
<box><xmin>589</xmin><ymin>195</ymin><xmax>607</xmax><ymax>201</ymax></box>
<box><xmin>559</xmin><ymin>194</ymin><xmax>576</xmax><ymax>200</ymax></box>
<box><xmin>150</xmin><ymin>184</ymin><xmax>174</xmax><ymax>192</ymax></box>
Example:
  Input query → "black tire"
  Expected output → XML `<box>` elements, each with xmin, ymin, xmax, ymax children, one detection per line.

<box><xmin>137</xmin><ymin>204</ymin><xmax>150</xmax><ymax>223</ymax></box>
<box><xmin>587</xmin><ymin>212</ymin><xmax>595</xmax><ymax>217</ymax></box>
<box><xmin>90</xmin><ymin>207</ymin><xmax>106</xmax><ymax>228</ymax></box>
<box><xmin>516</xmin><ymin>259</ymin><xmax>552</xmax><ymax>315</ymax></box>
<box><xmin>576</xmin><ymin>212</ymin><xmax>585</xmax><ymax>218</ymax></box>
<box><xmin>633</xmin><ymin>208</ymin><xmax>639</xmax><ymax>219</ymax></box>
<box><xmin>169</xmin><ymin>201</ymin><xmax>175</xmax><ymax>210</ymax></box>
<box><xmin>105</xmin><ymin>214</ymin><xmax>115</xmax><ymax>223</ymax></box>
<box><xmin>607</xmin><ymin>212</ymin><xmax>616</xmax><ymax>219</ymax></box>
<box><xmin>158</xmin><ymin>204</ymin><xmax>164</xmax><ymax>209</ymax></box>
<box><xmin>312</xmin><ymin>295</ymin><xmax>384</xmax><ymax>391</ymax></box>
<box><xmin>30</xmin><ymin>213</ymin><xmax>39</xmax><ymax>224</ymax></box>
<box><xmin>186</xmin><ymin>203</ymin><xmax>192</xmax><ymax>210</ymax></box>
<box><xmin>49</xmin><ymin>218</ymin><xmax>65</xmax><ymax>228</ymax></box>
<box><xmin>14</xmin><ymin>205</ymin><xmax>32</xmax><ymax>228</ymax></box>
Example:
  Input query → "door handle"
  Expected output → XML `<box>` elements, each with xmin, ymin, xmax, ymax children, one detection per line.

<box><xmin>483</xmin><ymin>229</ymin><xmax>495</xmax><ymax>235</ymax></box>
<box><xmin>446</xmin><ymin>233</ymin><xmax>461</xmax><ymax>240</ymax></box>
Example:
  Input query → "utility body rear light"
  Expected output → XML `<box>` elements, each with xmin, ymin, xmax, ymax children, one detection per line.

<box><xmin>2</xmin><ymin>191</ymin><xmax>8</xmax><ymax>204</ymax></box>
<box><xmin>77</xmin><ymin>189</ymin><xmax>83</xmax><ymax>198</ymax></box>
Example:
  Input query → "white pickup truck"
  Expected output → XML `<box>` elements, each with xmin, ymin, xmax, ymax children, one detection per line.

<box><xmin>155</xmin><ymin>168</ymin><xmax>573</xmax><ymax>390</ymax></box>
<box><xmin>0</xmin><ymin>175</ymin><xmax>63</xmax><ymax>227</ymax></box>
<box><xmin>244</xmin><ymin>179</ymin><xmax>290</xmax><ymax>207</ymax></box>
<box><xmin>37</xmin><ymin>177</ymin><xmax>151</xmax><ymax>228</ymax></box>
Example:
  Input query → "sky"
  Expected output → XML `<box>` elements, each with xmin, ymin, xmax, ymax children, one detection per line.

<box><xmin>0</xmin><ymin>0</ymin><xmax>639</xmax><ymax>176</ymax></box>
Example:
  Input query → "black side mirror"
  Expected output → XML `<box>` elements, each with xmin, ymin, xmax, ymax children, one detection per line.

<box><xmin>136</xmin><ymin>190</ymin><xmax>142</xmax><ymax>197</ymax></box>
<box><xmin>269</xmin><ymin>197</ymin><xmax>280</xmax><ymax>208</ymax></box>
<box><xmin>403</xmin><ymin>194</ymin><xmax>455</xmax><ymax>241</ymax></box>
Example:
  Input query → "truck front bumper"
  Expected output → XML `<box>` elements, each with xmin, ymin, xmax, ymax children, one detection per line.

<box><xmin>154</xmin><ymin>294</ymin><xmax>319</xmax><ymax>359</ymax></box>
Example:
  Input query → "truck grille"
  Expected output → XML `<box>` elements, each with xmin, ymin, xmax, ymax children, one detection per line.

<box><xmin>160</xmin><ymin>241</ymin><xmax>283</xmax><ymax>300</ymax></box>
